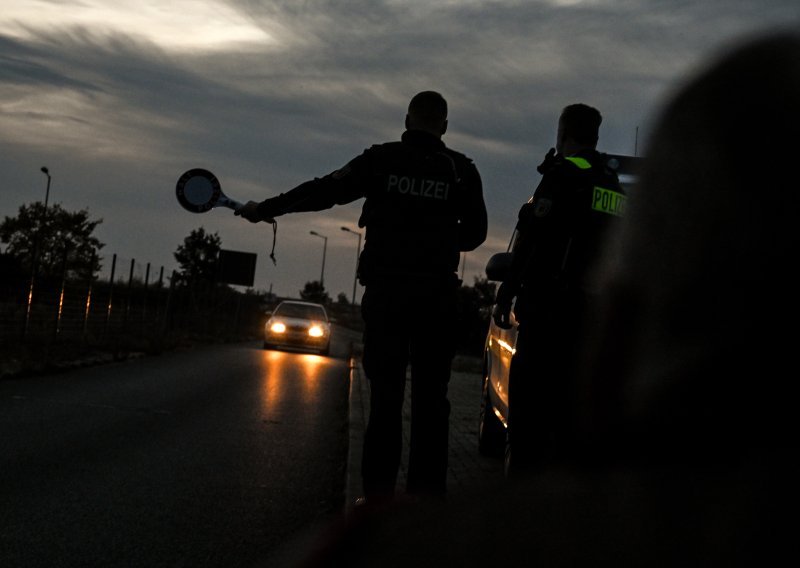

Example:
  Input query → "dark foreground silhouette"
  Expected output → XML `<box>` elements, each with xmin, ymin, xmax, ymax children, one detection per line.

<box><xmin>294</xmin><ymin>31</ymin><xmax>800</xmax><ymax>567</ymax></box>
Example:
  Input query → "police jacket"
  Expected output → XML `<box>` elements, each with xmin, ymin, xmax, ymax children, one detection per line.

<box><xmin>257</xmin><ymin>129</ymin><xmax>488</xmax><ymax>285</ymax></box>
<box><xmin>497</xmin><ymin>149</ymin><xmax>625</xmax><ymax>318</ymax></box>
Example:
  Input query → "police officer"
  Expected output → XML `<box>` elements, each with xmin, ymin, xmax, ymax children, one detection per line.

<box><xmin>493</xmin><ymin>103</ymin><xmax>625</xmax><ymax>473</ymax></box>
<box><xmin>236</xmin><ymin>91</ymin><xmax>487</xmax><ymax>501</ymax></box>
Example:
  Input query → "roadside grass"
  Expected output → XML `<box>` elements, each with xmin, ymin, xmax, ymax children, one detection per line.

<box><xmin>0</xmin><ymin>331</ymin><xmax>260</xmax><ymax>380</ymax></box>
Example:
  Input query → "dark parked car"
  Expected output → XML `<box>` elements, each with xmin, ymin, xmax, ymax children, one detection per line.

<box><xmin>478</xmin><ymin>247</ymin><xmax>517</xmax><ymax>460</ymax></box>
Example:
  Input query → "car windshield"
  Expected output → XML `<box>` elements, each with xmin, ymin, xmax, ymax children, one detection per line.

<box><xmin>274</xmin><ymin>303</ymin><xmax>327</xmax><ymax>321</ymax></box>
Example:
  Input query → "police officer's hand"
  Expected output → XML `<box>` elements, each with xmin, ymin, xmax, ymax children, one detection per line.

<box><xmin>234</xmin><ymin>201</ymin><xmax>275</xmax><ymax>224</ymax></box>
<box><xmin>492</xmin><ymin>302</ymin><xmax>513</xmax><ymax>330</ymax></box>
<box><xmin>536</xmin><ymin>147</ymin><xmax>557</xmax><ymax>174</ymax></box>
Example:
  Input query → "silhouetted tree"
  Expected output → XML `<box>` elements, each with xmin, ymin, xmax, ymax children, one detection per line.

<box><xmin>471</xmin><ymin>276</ymin><xmax>498</xmax><ymax>320</ymax></box>
<box><xmin>455</xmin><ymin>276</ymin><xmax>497</xmax><ymax>356</ymax></box>
<box><xmin>0</xmin><ymin>202</ymin><xmax>103</xmax><ymax>279</ymax></box>
<box><xmin>173</xmin><ymin>227</ymin><xmax>221</xmax><ymax>286</ymax></box>
<box><xmin>336</xmin><ymin>292</ymin><xmax>350</xmax><ymax>305</ymax></box>
<box><xmin>300</xmin><ymin>280</ymin><xmax>330</xmax><ymax>305</ymax></box>
<box><xmin>0</xmin><ymin>253</ymin><xmax>25</xmax><ymax>297</ymax></box>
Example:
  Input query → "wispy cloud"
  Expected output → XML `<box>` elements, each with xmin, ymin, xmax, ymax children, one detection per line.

<box><xmin>1</xmin><ymin>0</ymin><xmax>798</xmax><ymax>298</ymax></box>
<box><xmin>0</xmin><ymin>0</ymin><xmax>273</xmax><ymax>50</ymax></box>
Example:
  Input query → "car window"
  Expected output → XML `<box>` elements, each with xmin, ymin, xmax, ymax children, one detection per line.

<box><xmin>274</xmin><ymin>303</ymin><xmax>327</xmax><ymax>320</ymax></box>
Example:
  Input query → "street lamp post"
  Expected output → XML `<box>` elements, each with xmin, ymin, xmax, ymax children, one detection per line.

<box><xmin>24</xmin><ymin>167</ymin><xmax>52</xmax><ymax>338</ymax></box>
<box><xmin>340</xmin><ymin>226</ymin><xmax>362</xmax><ymax>305</ymax></box>
<box><xmin>309</xmin><ymin>230</ymin><xmax>328</xmax><ymax>288</ymax></box>
<box><xmin>41</xmin><ymin>167</ymin><xmax>51</xmax><ymax>210</ymax></box>
<box><xmin>38</xmin><ymin>166</ymin><xmax>52</xmax><ymax>258</ymax></box>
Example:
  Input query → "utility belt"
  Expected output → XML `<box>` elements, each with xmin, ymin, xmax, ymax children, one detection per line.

<box><xmin>357</xmin><ymin>247</ymin><xmax>461</xmax><ymax>289</ymax></box>
<box><xmin>359</xmin><ymin>269</ymin><xmax>460</xmax><ymax>290</ymax></box>
<box><xmin>514</xmin><ymin>279</ymin><xmax>590</xmax><ymax>323</ymax></box>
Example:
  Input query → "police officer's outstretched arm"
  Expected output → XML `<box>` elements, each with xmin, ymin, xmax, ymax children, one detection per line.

<box><xmin>235</xmin><ymin>152</ymin><xmax>372</xmax><ymax>223</ymax></box>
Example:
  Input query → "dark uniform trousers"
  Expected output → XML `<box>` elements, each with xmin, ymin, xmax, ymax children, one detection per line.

<box><xmin>507</xmin><ymin>288</ymin><xmax>589</xmax><ymax>470</ymax></box>
<box><xmin>360</xmin><ymin>276</ymin><xmax>458</xmax><ymax>498</ymax></box>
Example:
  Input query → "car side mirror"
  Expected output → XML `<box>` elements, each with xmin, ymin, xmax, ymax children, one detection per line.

<box><xmin>485</xmin><ymin>252</ymin><xmax>512</xmax><ymax>282</ymax></box>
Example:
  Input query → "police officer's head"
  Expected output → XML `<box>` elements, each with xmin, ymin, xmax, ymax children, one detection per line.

<box><xmin>557</xmin><ymin>103</ymin><xmax>601</xmax><ymax>154</ymax></box>
<box><xmin>406</xmin><ymin>91</ymin><xmax>448</xmax><ymax>138</ymax></box>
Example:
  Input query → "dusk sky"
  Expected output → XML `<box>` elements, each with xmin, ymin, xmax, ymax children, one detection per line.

<box><xmin>2</xmin><ymin>1</ymin><xmax>798</xmax><ymax>301</ymax></box>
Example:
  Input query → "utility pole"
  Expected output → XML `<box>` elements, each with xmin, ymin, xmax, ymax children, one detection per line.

<box><xmin>340</xmin><ymin>226</ymin><xmax>362</xmax><ymax>305</ymax></box>
<box><xmin>309</xmin><ymin>231</ymin><xmax>328</xmax><ymax>288</ymax></box>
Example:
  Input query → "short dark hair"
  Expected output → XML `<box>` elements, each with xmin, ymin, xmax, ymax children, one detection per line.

<box><xmin>408</xmin><ymin>91</ymin><xmax>448</xmax><ymax>129</ymax></box>
<box><xmin>560</xmin><ymin>103</ymin><xmax>602</xmax><ymax>145</ymax></box>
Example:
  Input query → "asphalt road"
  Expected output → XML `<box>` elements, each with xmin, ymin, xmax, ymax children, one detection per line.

<box><xmin>0</xmin><ymin>328</ymin><xmax>356</xmax><ymax>567</ymax></box>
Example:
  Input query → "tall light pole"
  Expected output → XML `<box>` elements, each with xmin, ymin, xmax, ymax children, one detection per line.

<box><xmin>40</xmin><ymin>166</ymin><xmax>51</xmax><ymax>209</ymax></box>
<box><xmin>341</xmin><ymin>226</ymin><xmax>362</xmax><ymax>305</ymax></box>
<box><xmin>39</xmin><ymin>166</ymin><xmax>52</xmax><ymax>254</ymax></box>
<box><xmin>25</xmin><ymin>167</ymin><xmax>52</xmax><ymax>338</ymax></box>
<box><xmin>309</xmin><ymin>230</ymin><xmax>328</xmax><ymax>288</ymax></box>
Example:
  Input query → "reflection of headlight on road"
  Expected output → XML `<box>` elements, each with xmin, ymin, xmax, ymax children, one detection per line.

<box><xmin>270</xmin><ymin>322</ymin><xmax>286</xmax><ymax>333</ymax></box>
<box><xmin>308</xmin><ymin>324</ymin><xmax>325</xmax><ymax>338</ymax></box>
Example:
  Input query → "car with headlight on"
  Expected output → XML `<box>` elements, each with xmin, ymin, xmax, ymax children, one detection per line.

<box><xmin>263</xmin><ymin>300</ymin><xmax>331</xmax><ymax>355</ymax></box>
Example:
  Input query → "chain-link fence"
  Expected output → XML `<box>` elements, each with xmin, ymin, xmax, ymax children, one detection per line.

<box><xmin>1</xmin><ymin>251</ymin><xmax>266</xmax><ymax>373</ymax></box>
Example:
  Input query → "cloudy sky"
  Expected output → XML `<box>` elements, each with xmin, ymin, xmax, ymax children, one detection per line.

<box><xmin>1</xmin><ymin>0</ymin><xmax>798</xmax><ymax>301</ymax></box>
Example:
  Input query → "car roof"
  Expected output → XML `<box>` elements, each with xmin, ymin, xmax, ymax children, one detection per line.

<box><xmin>274</xmin><ymin>300</ymin><xmax>329</xmax><ymax>317</ymax></box>
<box><xmin>277</xmin><ymin>300</ymin><xmax>326</xmax><ymax>308</ymax></box>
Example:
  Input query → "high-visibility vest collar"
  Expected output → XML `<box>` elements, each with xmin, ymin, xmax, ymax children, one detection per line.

<box><xmin>565</xmin><ymin>156</ymin><xmax>592</xmax><ymax>170</ymax></box>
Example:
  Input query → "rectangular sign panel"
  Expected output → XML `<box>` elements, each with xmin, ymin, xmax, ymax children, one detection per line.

<box><xmin>218</xmin><ymin>249</ymin><xmax>257</xmax><ymax>287</ymax></box>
